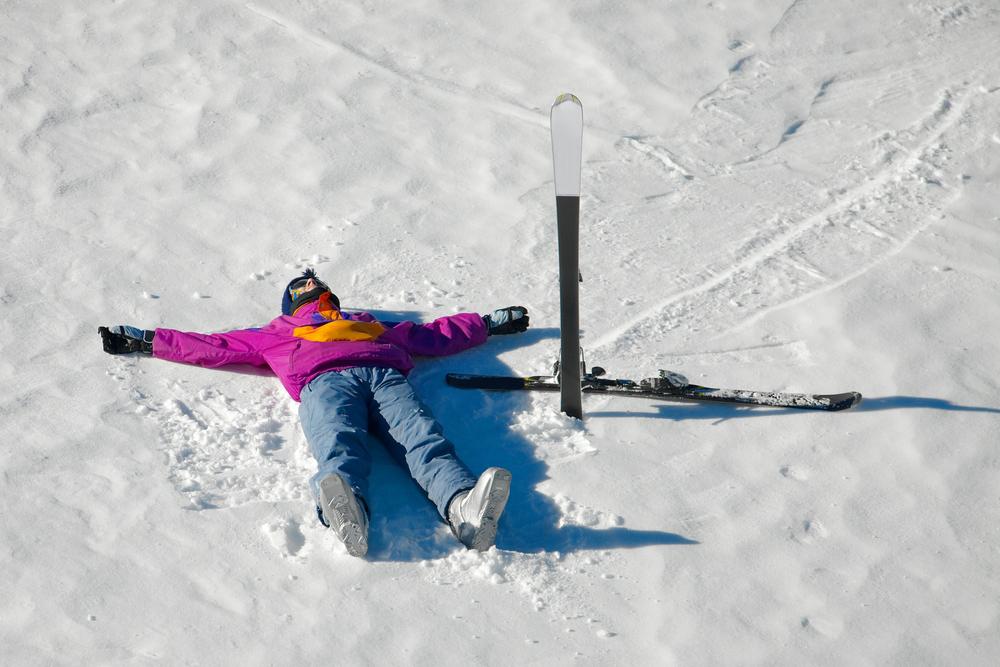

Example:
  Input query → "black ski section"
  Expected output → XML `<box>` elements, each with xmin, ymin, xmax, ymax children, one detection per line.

<box><xmin>446</xmin><ymin>371</ymin><xmax>862</xmax><ymax>412</ymax></box>
<box><xmin>555</xmin><ymin>193</ymin><xmax>582</xmax><ymax>418</ymax></box>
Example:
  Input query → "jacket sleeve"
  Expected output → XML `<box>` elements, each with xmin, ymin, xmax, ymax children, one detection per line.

<box><xmin>152</xmin><ymin>327</ymin><xmax>272</xmax><ymax>370</ymax></box>
<box><xmin>381</xmin><ymin>312</ymin><xmax>488</xmax><ymax>357</ymax></box>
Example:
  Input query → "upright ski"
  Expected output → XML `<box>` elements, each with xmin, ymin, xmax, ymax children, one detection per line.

<box><xmin>551</xmin><ymin>93</ymin><xmax>584</xmax><ymax>419</ymax></box>
<box><xmin>446</xmin><ymin>368</ymin><xmax>862</xmax><ymax>412</ymax></box>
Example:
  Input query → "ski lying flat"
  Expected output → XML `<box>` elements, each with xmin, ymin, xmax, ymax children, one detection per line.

<box><xmin>446</xmin><ymin>371</ymin><xmax>862</xmax><ymax>412</ymax></box>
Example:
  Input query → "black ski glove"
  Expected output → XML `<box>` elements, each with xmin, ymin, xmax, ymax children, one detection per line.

<box><xmin>484</xmin><ymin>307</ymin><xmax>529</xmax><ymax>335</ymax></box>
<box><xmin>99</xmin><ymin>325</ymin><xmax>155</xmax><ymax>355</ymax></box>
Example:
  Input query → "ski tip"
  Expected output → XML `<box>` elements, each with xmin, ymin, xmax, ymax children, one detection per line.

<box><xmin>818</xmin><ymin>391</ymin><xmax>863</xmax><ymax>411</ymax></box>
<box><xmin>553</xmin><ymin>92</ymin><xmax>582</xmax><ymax>108</ymax></box>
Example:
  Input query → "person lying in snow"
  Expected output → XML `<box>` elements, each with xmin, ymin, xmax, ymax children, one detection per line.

<box><xmin>99</xmin><ymin>268</ymin><xmax>529</xmax><ymax>558</ymax></box>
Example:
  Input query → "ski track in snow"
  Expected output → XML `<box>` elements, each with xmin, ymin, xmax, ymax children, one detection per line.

<box><xmin>243</xmin><ymin>3</ymin><xmax>547</xmax><ymax>131</ymax></box>
<box><xmin>587</xmin><ymin>81</ymin><xmax>984</xmax><ymax>359</ymax></box>
<box><xmin>572</xmin><ymin>4</ymin><xmax>1000</xmax><ymax>370</ymax></box>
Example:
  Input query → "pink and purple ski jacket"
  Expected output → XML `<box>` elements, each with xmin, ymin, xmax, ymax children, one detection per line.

<box><xmin>152</xmin><ymin>296</ymin><xmax>488</xmax><ymax>401</ymax></box>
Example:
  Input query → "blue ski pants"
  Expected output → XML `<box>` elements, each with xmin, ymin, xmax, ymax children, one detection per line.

<box><xmin>299</xmin><ymin>367</ymin><xmax>478</xmax><ymax>520</ymax></box>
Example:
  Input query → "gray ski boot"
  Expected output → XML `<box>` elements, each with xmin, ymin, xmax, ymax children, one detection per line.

<box><xmin>318</xmin><ymin>474</ymin><xmax>369</xmax><ymax>558</ymax></box>
<box><xmin>447</xmin><ymin>467</ymin><xmax>512</xmax><ymax>551</ymax></box>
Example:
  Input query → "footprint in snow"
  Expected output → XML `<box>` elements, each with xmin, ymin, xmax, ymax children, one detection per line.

<box><xmin>263</xmin><ymin>518</ymin><xmax>309</xmax><ymax>560</ymax></box>
<box><xmin>780</xmin><ymin>464</ymin><xmax>810</xmax><ymax>481</ymax></box>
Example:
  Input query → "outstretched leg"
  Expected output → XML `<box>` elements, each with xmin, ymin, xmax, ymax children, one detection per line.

<box><xmin>366</xmin><ymin>368</ymin><xmax>478</xmax><ymax>519</ymax></box>
<box><xmin>299</xmin><ymin>370</ymin><xmax>372</xmax><ymax>512</ymax></box>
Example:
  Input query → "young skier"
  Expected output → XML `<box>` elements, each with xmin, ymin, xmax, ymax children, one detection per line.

<box><xmin>99</xmin><ymin>269</ymin><xmax>529</xmax><ymax>557</ymax></box>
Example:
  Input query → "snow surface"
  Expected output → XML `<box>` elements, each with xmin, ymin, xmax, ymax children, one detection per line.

<box><xmin>3</xmin><ymin>0</ymin><xmax>1000</xmax><ymax>663</ymax></box>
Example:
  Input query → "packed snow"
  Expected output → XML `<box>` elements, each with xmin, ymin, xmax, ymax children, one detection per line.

<box><xmin>3</xmin><ymin>0</ymin><xmax>999</xmax><ymax>663</ymax></box>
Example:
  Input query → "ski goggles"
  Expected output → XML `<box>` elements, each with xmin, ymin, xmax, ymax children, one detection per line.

<box><xmin>288</xmin><ymin>276</ymin><xmax>327</xmax><ymax>300</ymax></box>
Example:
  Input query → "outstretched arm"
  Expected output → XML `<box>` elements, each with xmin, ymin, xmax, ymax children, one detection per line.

<box><xmin>99</xmin><ymin>325</ymin><xmax>270</xmax><ymax>369</ymax></box>
<box><xmin>382</xmin><ymin>306</ymin><xmax>529</xmax><ymax>357</ymax></box>
<box><xmin>382</xmin><ymin>312</ymin><xmax>487</xmax><ymax>357</ymax></box>
<box><xmin>152</xmin><ymin>327</ymin><xmax>271</xmax><ymax>369</ymax></box>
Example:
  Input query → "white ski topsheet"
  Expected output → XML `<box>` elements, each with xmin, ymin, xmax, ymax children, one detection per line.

<box><xmin>550</xmin><ymin>93</ymin><xmax>583</xmax><ymax>197</ymax></box>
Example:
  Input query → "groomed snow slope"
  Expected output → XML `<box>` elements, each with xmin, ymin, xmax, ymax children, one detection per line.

<box><xmin>2</xmin><ymin>0</ymin><xmax>999</xmax><ymax>663</ymax></box>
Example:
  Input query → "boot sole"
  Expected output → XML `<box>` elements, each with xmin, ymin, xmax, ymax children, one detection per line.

<box><xmin>469</xmin><ymin>468</ymin><xmax>512</xmax><ymax>551</ymax></box>
<box><xmin>318</xmin><ymin>475</ymin><xmax>369</xmax><ymax>558</ymax></box>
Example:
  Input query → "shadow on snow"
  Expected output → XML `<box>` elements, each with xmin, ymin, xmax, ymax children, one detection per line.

<box><xmin>587</xmin><ymin>394</ymin><xmax>1000</xmax><ymax>423</ymax></box>
<box><xmin>363</xmin><ymin>330</ymin><xmax>698</xmax><ymax>562</ymax></box>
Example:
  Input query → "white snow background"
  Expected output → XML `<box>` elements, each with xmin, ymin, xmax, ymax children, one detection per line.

<box><xmin>2</xmin><ymin>0</ymin><xmax>1000</xmax><ymax>664</ymax></box>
